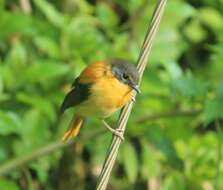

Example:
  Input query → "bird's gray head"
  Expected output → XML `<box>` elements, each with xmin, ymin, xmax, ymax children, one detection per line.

<box><xmin>109</xmin><ymin>59</ymin><xmax>140</xmax><ymax>93</ymax></box>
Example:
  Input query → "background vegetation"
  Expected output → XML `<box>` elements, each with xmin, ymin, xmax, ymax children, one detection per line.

<box><xmin>0</xmin><ymin>0</ymin><xmax>223</xmax><ymax>189</ymax></box>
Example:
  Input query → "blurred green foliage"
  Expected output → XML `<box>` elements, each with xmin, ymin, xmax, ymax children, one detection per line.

<box><xmin>0</xmin><ymin>0</ymin><xmax>223</xmax><ymax>189</ymax></box>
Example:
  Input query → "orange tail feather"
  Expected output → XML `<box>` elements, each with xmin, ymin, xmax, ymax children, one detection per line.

<box><xmin>62</xmin><ymin>115</ymin><xmax>84</xmax><ymax>142</ymax></box>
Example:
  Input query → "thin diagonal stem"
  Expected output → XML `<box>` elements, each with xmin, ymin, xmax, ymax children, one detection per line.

<box><xmin>96</xmin><ymin>1</ymin><xmax>168</xmax><ymax>189</ymax></box>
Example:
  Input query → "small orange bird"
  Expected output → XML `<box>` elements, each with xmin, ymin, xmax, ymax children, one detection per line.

<box><xmin>60</xmin><ymin>59</ymin><xmax>140</xmax><ymax>141</ymax></box>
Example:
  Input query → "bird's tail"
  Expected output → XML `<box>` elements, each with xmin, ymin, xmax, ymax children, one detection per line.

<box><xmin>62</xmin><ymin>115</ymin><xmax>84</xmax><ymax>142</ymax></box>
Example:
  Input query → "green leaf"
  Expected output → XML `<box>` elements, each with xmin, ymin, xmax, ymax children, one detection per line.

<box><xmin>33</xmin><ymin>0</ymin><xmax>66</xmax><ymax>28</ymax></box>
<box><xmin>64</xmin><ymin>16</ymin><xmax>107</xmax><ymax>60</ymax></box>
<box><xmin>163</xmin><ymin>172</ymin><xmax>187</xmax><ymax>190</ymax></box>
<box><xmin>0</xmin><ymin>111</ymin><xmax>22</xmax><ymax>135</ymax></box>
<box><xmin>199</xmin><ymin>7</ymin><xmax>223</xmax><ymax>31</ymax></box>
<box><xmin>13</xmin><ymin>110</ymin><xmax>50</xmax><ymax>155</ymax></box>
<box><xmin>184</xmin><ymin>18</ymin><xmax>207</xmax><ymax>43</ymax></box>
<box><xmin>141</xmin><ymin>141</ymin><xmax>160</xmax><ymax>178</ymax></box>
<box><xmin>96</xmin><ymin>3</ymin><xmax>118</xmax><ymax>29</ymax></box>
<box><xmin>6</xmin><ymin>40</ymin><xmax>27</xmax><ymax>66</ymax></box>
<box><xmin>0</xmin><ymin>12</ymin><xmax>34</xmax><ymax>40</ymax></box>
<box><xmin>204</xmin><ymin>96</ymin><xmax>223</xmax><ymax>124</ymax></box>
<box><xmin>34</xmin><ymin>36</ymin><xmax>60</xmax><ymax>58</ymax></box>
<box><xmin>122</xmin><ymin>141</ymin><xmax>138</xmax><ymax>183</ymax></box>
<box><xmin>150</xmin><ymin>0</ymin><xmax>195</xmax><ymax>64</ymax></box>
<box><xmin>165</xmin><ymin>62</ymin><xmax>183</xmax><ymax>79</ymax></box>
<box><xmin>145</xmin><ymin>125</ymin><xmax>184</xmax><ymax>170</ymax></box>
<box><xmin>165</xmin><ymin>0</ymin><xmax>196</xmax><ymax>27</ymax></box>
<box><xmin>0</xmin><ymin>72</ymin><xmax>3</xmax><ymax>93</ymax></box>
<box><xmin>25</xmin><ymin>60</ymin><xmax>69</xmax><ymax>83</ymax></box>
<box><xmin>90</xmin><ymin>133</ymin><xmax>112</xmax><ymax>166</ymax></box>
<box><xmin>16</xmin><ymin>93</ymin><xmax>55</xmax><ymax>122</ymax></box>
<box><xmin>0</xmin><ymin>148</ymin><xmax>7</xmax><ymax>162</ymax></box>
<box><xmin>171</xmin><ymin>74</ymin><xmax>208</xmax><ymax>98</ymax></box>
<box><xmin>0</xmin><ymin>178</ymin><xmax>20</xmax><ymax>190</ymax></box>
<box><xmin>217</xmin><ymin>81</ymin><xmax>223</xmax><ymax>97</ymax></box>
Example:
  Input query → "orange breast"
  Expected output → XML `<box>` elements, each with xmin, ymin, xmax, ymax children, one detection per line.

<box><xmin>92</xmin><ymin>76</ymin><xmax>133</xmax><ymax>108</ymax></box>
<box><xmin>77</xmin><ymin>72</ymin><xmax>133</xmax><ymax>118</ymax></box>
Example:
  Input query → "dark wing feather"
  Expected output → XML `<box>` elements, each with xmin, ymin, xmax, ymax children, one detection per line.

<box><xmin>60</xmin><ymin>78</ymin><xmax>91</xmax><ymax>114</ymax></box>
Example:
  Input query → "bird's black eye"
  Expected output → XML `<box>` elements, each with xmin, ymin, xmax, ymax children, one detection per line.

<box><xmin>122</xmin><ymin>73</ymin><xmax>129</xmax><ymax>80</ymax></box>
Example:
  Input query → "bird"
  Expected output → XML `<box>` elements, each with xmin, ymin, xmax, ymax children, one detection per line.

<box><xmin>60</xmin><ymin>59</ymin><xmax>140</xmax><ymax>141</ymax></box>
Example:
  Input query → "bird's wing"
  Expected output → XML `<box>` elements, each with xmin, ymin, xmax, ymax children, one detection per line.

<box><xmin>60</xmin><ymin>77</ymin><xmax>91</xmax><ymax>114</ymax></box>
<box><xmin>60</xmin><ymin>61</ymin><xmax>106</xmax><ymax>114</ymax></box>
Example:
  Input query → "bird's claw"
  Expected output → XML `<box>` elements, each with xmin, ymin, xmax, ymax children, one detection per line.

<box><xmin>102</xmin><ymin>120</ymin><xmax>125</xmax><ymax>141</ymax></box>
<box><xmin>111</xmin><ymin>128</ymin><xmax>125</xmax><ymax>141</ymax></box>
<box><xmin>131</xmin><ymin>97</ymin><xmax>136</xmax><ymax>103</ymax></box>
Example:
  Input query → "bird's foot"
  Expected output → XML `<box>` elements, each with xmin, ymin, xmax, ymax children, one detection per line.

<box><xmin>102</xmin><ymin>120</ymin><xmax>124</xmax><ymax>141</ymax></box>
<box><xmin>131</xmin><ymin>97</ymin><xmax>136</xmax><ymax>103</ymax></box>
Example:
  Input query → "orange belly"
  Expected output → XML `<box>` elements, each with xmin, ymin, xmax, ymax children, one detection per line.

<box><xmin>76</xmin><ymin>77</ymin><xmax>133</xmax><ymax>118</ymax></box>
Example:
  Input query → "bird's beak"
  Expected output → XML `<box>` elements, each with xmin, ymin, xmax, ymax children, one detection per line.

<box><xmin>131</xmin><ymin>84</ymin><xmax>141</xmax><ymax>94</ymax></box>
